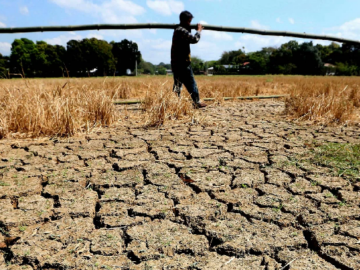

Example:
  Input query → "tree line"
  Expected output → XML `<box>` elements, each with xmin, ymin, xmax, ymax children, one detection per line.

<box><xmin>0</xmin><ymin>37</ymin><xmax>144</xmax><ymax>78</ymax></box>
<box><xmin>1</xmin><ymin>37</ymin><xmax>360</xmax><ymax>78</ymax></box>
<box><xmin>203</xmin><ymin>41</ymin><xmax>360</xmax><ymax>76</ymax></box>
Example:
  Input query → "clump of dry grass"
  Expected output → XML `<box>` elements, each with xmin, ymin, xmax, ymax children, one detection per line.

<box><xmin>285</xmin><ymin>80</ymin><xmax>360</xmax><ymax>125</ymax></box>
<box><xmin>0</xmin><ymin>81</ymin><xmax>117</xmax><ymax>138</ymax></box>
<box><xmin>141</xmin><ymin>87</ymin><xmax>196</xmax><ymax>127</ymax></box>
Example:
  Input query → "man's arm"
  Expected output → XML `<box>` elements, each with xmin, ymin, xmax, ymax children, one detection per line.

<box><xmin>178</xmin><ymin>23</ymin><xmax>204</xmax><ymax>44</ymax></box>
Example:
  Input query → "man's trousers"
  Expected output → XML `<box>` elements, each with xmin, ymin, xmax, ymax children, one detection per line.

<box><xmin>172</xmin><ymin>65</ymin><xmax>200</xmax><ymax>104</ymax></box>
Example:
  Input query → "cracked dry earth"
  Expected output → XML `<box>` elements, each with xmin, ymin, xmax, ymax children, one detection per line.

<box><xmin>1</xmin><ymin>100</ymin><xmax>360</xmax><ymax>270</ymax></box>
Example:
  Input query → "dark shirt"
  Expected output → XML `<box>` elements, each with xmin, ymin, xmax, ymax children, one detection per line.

<box><xmin>171</xmin><ymin>25</ymin><xmax>201</xmax><ymax>71</ymax></box>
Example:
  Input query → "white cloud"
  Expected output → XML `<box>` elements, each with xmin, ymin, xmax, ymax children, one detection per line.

<box><xmin>250</xmin><ymin>20</ymin><xmax>269</xmax><ymax>30</ymax></box>
<box><xmin>45</xmin><ymin>33</ymin><xmax>84</xmax><ymax>46</ymax></box>
<box><xmin>147</xmin><ymin>29</ymin><xmax>157</xmax><ymax>34</ymax></box>
<box><xmin>20</xmin><ymin>6</ymin><xmax>29</xmax><ymax>15</ymax></box>
<box><xmin>146</xmin><ymin>0</ymin><xmax>184</xmax><ymax>16</ymax></box>
<box><xmin>338</xmin><ymin>18</ymin><xmax>360</xmax><ymax>32</ymax></box>
<box><xmin>102</xmin><ymin>0</ymin><xmax>145</xmax><ymax>16</ymax></box>
<box><xmin>87</xmin><ymin>33</ymin><xmax>104</xmax><ymax>40</ymax></box>
<box><xmin>97</xmin><ymin>29</ymin><xmax>143</xmax><ymax>39</ymax></box>
<box><xmin>50</xmin><ymin>0</ymin><xmax>145</xmax><ymax>24</ymax></box>
<box><xmin>233</xmin><ymin>18</ymin><xmax>360</xmax><ymax>54</ymax></box>
<box><xmin>141</xmin><ymin>39</ymin><xmax>172</xmax><ymax>50</ymax></box>
<box><xmin>0</xmin><ymin>21</ymin><xmax>6</xmax><ymax>28</ymax></box>
<box><xmin>288</xmin><ymin>18</ymin><xmax>295</xmax><ymax>24</ymax></box>
<box><xmin>44</xmin><ymin>32</ymin><xmax>108</xmax><ymax>46</ymax></box>
<box><xmin>50</xmin><ymin>0</ymin><xmax>95</xmax><ymax>13</ymax></box>
<box><xmin>314</xmin><ymin>18</ymin><xmax>360</xmax><ymax>46</ymax></box>
<box><xmin>229</xmin><ymin>17</ymin><xmax>360</xmax><ymax>54</ymax></box>
<box><xmin>191</xmin><ymin>40</ymin><xmax>224</xmax><ymax>60</ymax></box>
<box><xmin>203</xmin><ymin>31</ymin><xmax>233</xmax><ymax>41</ymax></box>
<box><xmin>0</xmin><ymin>42</ymin><xmax>11</xmax><ymax>56</ymax></box>
<box><xmin>138</xmin><ymin>39</ymin><xmax>171</xmax><ymax>64</ymax></box>
<box><xmin>327</xmin><ymin>18</ymin><xmax>360</xmax><ymax>40</ymax></box>
<box><xmin>276</xmin><ymin>18</ymin><xmax>281</xmax><ymax>23</ymax></box>
<box><xmin>235</xmin><ymin>34</ymin><xmax>333</xmax><ymax>54</ymax></box>
<box><xmin>44</xmin><ymin>30</ymin><xmax>145</xmax><ymax>49</ymax></box>
<box><xmin>199</xmin><ymin>21</ymin><xmax>233</xmax><ymax>41</ymax></box>
<box><xmin>235</xmin><ymin>35</ymin><xmax>291</xmax><ymax>52</ymax></box>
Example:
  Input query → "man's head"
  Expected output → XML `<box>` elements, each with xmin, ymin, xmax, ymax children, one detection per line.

<box><xmin>180</xmin><ymin>11</ymin><xmax>193</xmax><ymax>26</ymax></box>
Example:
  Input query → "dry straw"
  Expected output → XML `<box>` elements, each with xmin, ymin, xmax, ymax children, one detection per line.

<box><xmin>0</xmin><ymin>76</ymin><xmax>359</xmax><ymax>138</ymax></box>
<box><xmin>141</xmin><ymin>85</ymin><xmax>196</xmax><ymax>127</ymax></box>
<box><xmin>0</xmin><ymin>79</ymin><xmax>117</xmax><ymax>138</ymax></box>
<box><xmin>285</xmin><ymin>78</ymin><xmax>360</xmax><ymax>125</ymax></box>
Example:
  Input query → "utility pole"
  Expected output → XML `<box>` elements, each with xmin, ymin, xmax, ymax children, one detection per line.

<box><xmin>135</xmin><ymin>60</ymin><xmax>137</xmax><ymax>76</ymax></box>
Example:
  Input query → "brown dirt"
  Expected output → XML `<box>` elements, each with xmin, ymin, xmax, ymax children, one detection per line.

<box><xmin>0</xmin><ymin>100</ymin><xmax>360</xmax><ymax>269</ymax></box>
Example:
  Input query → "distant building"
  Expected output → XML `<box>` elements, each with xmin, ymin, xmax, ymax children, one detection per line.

<box><xmin>166</xmin><ymin>69</ymin><xmax>173</xmax><ymax>75</ymax></box>
<box><xmin>89</xmin><ymin>68</ymin><xmax>98</xmax><ymax>76</ymax></box>
<box><xmin>240</xmin><ymin>62</ymin><xmax>250</xmax><ymax>71</ymax></box>
<box><xmin>206</xmin><ymin>63</ymin><xmax>250</xmax><ymax>75</ymax></box>
<box><xmin>324</xmin><ymin>63</ymin><xmax>336</xmax><ymax>76</ymax></box>
<box><xmin>222</xmin><ymin>65</ymin><xmax>236</xmax><ymax>69</ymax></box>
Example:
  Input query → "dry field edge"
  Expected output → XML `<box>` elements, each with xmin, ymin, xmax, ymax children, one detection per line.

<box><xmin>0</xmin><ymin>76</ymin><xmax>359</xmax><ymax>138</ymax></box>
<box><xmin>113</xmin><ymin>95</ymin><xmax>288</xmax><ymax>104</ymax></box>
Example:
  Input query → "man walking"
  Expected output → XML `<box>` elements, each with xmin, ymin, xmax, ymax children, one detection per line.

<box><xmin>171</xmin><ymin>11</ymin><xmax>207</xmax><ymax>108</ymax></box>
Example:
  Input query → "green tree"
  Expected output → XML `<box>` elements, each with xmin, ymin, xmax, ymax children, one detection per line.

<box><xmin>219</xmin><ymin>49</ymin><xmax>246</xmax><ymax>65</ymax></box>
<box><xmin>277</xmin><ymin>63</ymin><xmax>297</xmax><ymax>74</ymax></box>
<box><xmin>215</xmin><ymin>65</ymin><xmax>226</xmax><ymax>74</ymax></box>
<box><xmin>157</xmin><ymin>66</ymin><xmax>167</xmax><ymax>75</ymax></box>
<box><xmin>204</xmin><ymin>61</ymin><xmax>208</xmax><ymax>71</ymax></box>
<box><xmin>81</xmin><ymin>38</ymin><xmax>115</xmax><ymax>76</ymax></box>
<box><xmin>10</xmin><ymin>38</ymin><xmax>39</xmax><ymax>76</ymax></box>
<box><xmin>0</xmin><ymin>53</ymin><xmax>9</xmax><ymax>78</ymax></box>
<box><xmin>206</xmin><ymin>60</ymin><xmax>218</xmax><ymax>68</ymax></box>
<box><xmin>294</xmin><ymin>42</ymin><xmax>323</xmax><ymax>75</ymax></box>
<box><xmin>341</xmin><ymin>43</ymin><xmax>360</xmax><ymax>68</ymax></box>
<box><xmin>32</xmin><ymin>41</ymin><xmax>66</xmax><ymax>77</ymax></box>
<box><xmin>138</xmin><ymin>58</ymin><xmax>155</xmax><ymax>74</ymax></box>
<box><xmin>48</xmin><ymin>45</ymin><xmax>67</xmax><ymax>77</ymax></box>
<box><xmin>66</xmin><ymin>39</ymin><xmax>86</xmax><ymax>76</ymax></box>
<box><xmin>268</xmin><ymin>40</ymin><xmax>299</xmax><ymax>74</ymax></box>
<box><xmin>158</xmin><ymin>62</ymin><xmax>171</xmax><ymax>69</ymax></box>
<box><xmin>248</xmin><ymin>52</ymin><xmax>267</xmax><ymax>74</ymax></box>
<box><xmin>66</xmin><ymin>38</ymin><xmax>115</xmax><ymax>77</ymax></box>
<box><xmin>191</xmin><ymin>56</ymin><xmax>204</xmax><ymax>74</ymax></box>
<box><xmin>112</xmin><ymin>39</ymin><xmax>141</xmax><ymax>75</ymax></box>
<box><xmin>259</xmin><ymin>47</ymin><xmax>277</xmax><ymax>59</ymax></box>
<box><xmin>316</xmin><ymin>43</ymin><xmax>336</xmax><ymax>63</ymax></box>
<box><xmin>336</xmin><ymin>62</ymin><xmax>358</xmax><ymax>76</ymax></box>
<box><xmin>34</xmin><ymin>41</ymin><xmax>48</xmax><ymax>76</ymax></box>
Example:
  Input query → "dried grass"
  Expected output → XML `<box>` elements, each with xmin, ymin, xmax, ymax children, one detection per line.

<box><xmin>285</xmin><ymin>78</ymin><xmax>360</xmax><ymax>125</ymax></box>
<box><xmin>0</xmin><ymin>75</ymin><xmax>359</xmax><ymax>138</ymax></box>
<box><xmin>0</xmin><ymin>79</ymin><xmax>117</xmax><ymax>138</ymax></box>
<box><xmin>141</xmin><ymin>86</ymin><xmax>195</xmax><ymax>127</ymax></box>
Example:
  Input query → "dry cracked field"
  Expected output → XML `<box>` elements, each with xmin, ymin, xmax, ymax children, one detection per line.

<box><xmin>0</xmin><ymin>100</ymin><xmax>360</xmax><ymax>270</ymax></box>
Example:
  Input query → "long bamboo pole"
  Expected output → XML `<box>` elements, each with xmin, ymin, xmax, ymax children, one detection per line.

<box><xmin>113</xmin><ymin>95</ymin><xmax>287</xmax><ymax>104</ymax></box>
<box><xmin>0</xmin><ymin>23</ymin><xmax>359</xmax><ymax>44</ymax></box>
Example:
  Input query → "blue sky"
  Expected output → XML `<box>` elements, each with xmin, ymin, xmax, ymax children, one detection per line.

<box><xmin>1</xmin><ymin>0</ymin><xmax>360</xmax><ymax>64</ymax></box>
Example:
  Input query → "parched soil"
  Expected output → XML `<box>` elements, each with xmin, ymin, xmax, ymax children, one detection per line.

<box><xmin>0</xmin><ymin>100</ymin><xmax>359</xmax><ymax>270</ymax></box>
